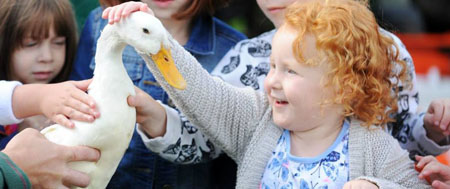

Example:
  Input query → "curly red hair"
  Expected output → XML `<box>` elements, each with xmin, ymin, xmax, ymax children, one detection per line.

<box><xmin>284</xmin><ymin>0</ymin><xmax>408</xmax><ymax>126</ymax></box>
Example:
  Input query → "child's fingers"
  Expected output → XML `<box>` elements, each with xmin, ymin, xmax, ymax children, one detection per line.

<box><xmin>62</xmin><ymin>106</ymin><xmax>95</xmax><ymax>123</ymax></box>
<box><xmin>416</xmin><ymin>155</ymin><xmax>436</xmax><ymax>168</ymax></box>
<box><xmin>108</xmin><ymin>7</ymin><xmax>117</xmax><ymax>24</ymax></box>
<box><xmin>416</xmin><ymin>155</ymin><xmax>424</xmax><ymax>162</ymax></box>
<box><xmin>72</xmin><ymin>79</ymin><xmax>92</xmax><ymax>91</ymax></box>
<box><xmin>430</xmin><ymin>102</ymin><xmax>445</xmax><ymax>130</ymax></box>
<box><xmin>52</xmin><ymin>114</ymin><xmax>74</xmax><ymax>128</ymax></box>
<box><xmin>441</xmin><ymin>105</ymin><xmax>450</xmax><ymax>133</ymax></box>
<box><xmin>139</xmin><ymin>4</ymin><xmax>154</xmax><ymax>15</ymax></box>
<box><xmin>127</xmin><ymin>95</ymin><xmax>137</xmax><ymax>107</ymax></box>
<box><xmin>420</xmin><ymin>161</ymin><xmax>443</xmax><ymax>178</ymax></box>
<box><xmin>65</xmin><ymin>96</ymin><xmax>96</xmax><ymax>118</ymax></box>
<box><xmin>102</xmin><ymin>7</ymin><xmax>112</xmax><ymax>19</ymax></box>
<box><xmin>122</xmin><ymin>2</ymin><xmax>141</xmax><ymax>17</ymax></box>
<box><xmin>430</xmin><ymin>101</ymin><xmax>445</xmax><ymax>127</ymax></box>
<box><xmin>432</xmin><ymin>180</ymin><xmax>450</xmax><ymax>189</ymax></box>
<box><xmin>114</xmin><ymin>5</ymin><xmax>125</xmax><ymax>23</ymax></box>
<box><xmin>71</xmin><ymin>87</ymin><xmax>95</xmax><ymax>108</ymax></box>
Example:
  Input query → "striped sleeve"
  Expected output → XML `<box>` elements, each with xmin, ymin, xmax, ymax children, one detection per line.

<box><xmin>0</xmin><ymin>152</ymin><xmax>31</xmax><ymax>189</ymax></box>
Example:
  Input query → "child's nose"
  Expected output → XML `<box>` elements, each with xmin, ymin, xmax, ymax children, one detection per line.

<box><xmin>38</xmin><ymin>45</ymin><xmax>53</xmax><ymax>63</ymax></box>
<box><xmin>266</xmin><ymin>72</ymin><xmax>282</xmax><ymax>89</ymax></box>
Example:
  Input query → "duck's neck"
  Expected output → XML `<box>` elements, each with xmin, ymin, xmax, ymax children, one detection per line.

<box><xmin>93</xmin><ymin>26</ymin><xmax>128</xmax><ymax>79</ymax></box>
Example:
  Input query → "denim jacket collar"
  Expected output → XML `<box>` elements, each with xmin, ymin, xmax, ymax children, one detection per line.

<box><xmin>184</xmin><ymin>16</ymin><xmax>215</xmax><ymax>55</ymax></box>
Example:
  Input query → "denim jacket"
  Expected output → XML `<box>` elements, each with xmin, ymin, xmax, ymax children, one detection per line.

<box><xmin>70</xmin><ymin>7</ymin><xmax>246</xmax><ymax>189</ymax></box>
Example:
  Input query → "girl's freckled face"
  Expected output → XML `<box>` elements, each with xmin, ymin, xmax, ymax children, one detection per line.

<box><xmin>264</xmin><ymin>25</ymin><xmax>336</xmax><ymax>131</ymax></box>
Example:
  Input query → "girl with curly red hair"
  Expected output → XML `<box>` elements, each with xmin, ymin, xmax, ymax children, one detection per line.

<box><xmin>111</xmin><ymin>0</ymin><xmax>431</xmax><ymax>188</ymax></box>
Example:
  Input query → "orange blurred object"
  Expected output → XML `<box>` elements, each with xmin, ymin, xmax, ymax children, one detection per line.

<box><xmin>436</xmin><ymin>150</ymin><xmax>450</xmax><ymax>166</ymax></box>
<box><xmin>395</xmin><ymin>32</ymin><xmax>450</xmax><ymax>75</ymax></box>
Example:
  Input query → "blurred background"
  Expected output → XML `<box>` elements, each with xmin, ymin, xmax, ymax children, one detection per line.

<box><xmin>70</xmin><ymin>0</ymin><xmax>450</xmax><ymax>110</ymax></box>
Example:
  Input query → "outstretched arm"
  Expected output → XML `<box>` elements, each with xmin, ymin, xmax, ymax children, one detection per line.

<box><xmin>105</xmin><ymin>2</ymin><xmax>241</xmax><ymax>163</ymax></box>
<box><xmin>129</xmin><ymin>87</ymin><xmax>222</xmax><ymax>164</ymax></box>
<box><xmin>1</xmin><ymin>80</ymin><xmax>99</xmax><ymax>128</ymax></box>
<box><xmin>384</xmin><ymin>30</ymin><xmax>450</xmax><ymax>156</ymax></box>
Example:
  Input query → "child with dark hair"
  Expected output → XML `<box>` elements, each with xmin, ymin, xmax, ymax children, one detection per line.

<box><xmin>0</xmin><ymin>80</ymin><xmax>100</xmax><ymax>188</ymax></box>
<box><xmin>0</xmin><ymin>0</ymin><xmax>98</xmax><ymax>147</ymax></box>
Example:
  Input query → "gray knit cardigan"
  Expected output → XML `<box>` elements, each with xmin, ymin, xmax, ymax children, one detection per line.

<box><xmin>140</xmin><ymin>37</ymin><xmax>430</xmax><ymax>189</ymax></box>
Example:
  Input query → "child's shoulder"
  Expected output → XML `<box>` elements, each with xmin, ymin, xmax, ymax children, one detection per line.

<box><xmin>349</xmin><ymin>119</ymin><xmax>404</xmax><ymax>151</ymax></box>
<box><xmin>234</xmin><ymin>29</ymin><xmax>276</xmax><ymax>47</ymax></box>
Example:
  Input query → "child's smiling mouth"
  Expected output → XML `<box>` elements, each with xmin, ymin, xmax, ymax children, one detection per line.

<box><xmin>275</xmin><ymin>100</ymin><xmax>288</xmax><ymax>105</ymax></box>
<box><xmin>267</xmin><ymin>7</ymin><xmax>285</xmax><ymax>14</ymax></box>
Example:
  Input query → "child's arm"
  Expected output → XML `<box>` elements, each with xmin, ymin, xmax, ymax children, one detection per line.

<box><xmin>384</xmin><ymin>30</ymin><xmax>450</xmax><ymax>155</ymax></box>
<box><xmin>354</xmin><ymin>127</ymin><xmax>430</xmax><ymax>188</ymax></box>
<box><xmin>11</xmin><ymin>80</ymin><xmax>99</xmax><ymax>128</ymax></box>
<box><xmin>416</xmin><ymin>155</ymin><xmax>450</xmax><ymax>189</ymax></box>
<box><xmin>129</xmin><ymin>86</ymin><xmax>222</xmax><ymax>163</ymax></box>
<box><xmin>127</xmin><ymin>86</ymin><xmax>167</xmax><ymax>138</ymax></box>
<box><xmin>0</xmin><ymin>81</ymin><xmax>23</xmax><ymax>125</ymax></box>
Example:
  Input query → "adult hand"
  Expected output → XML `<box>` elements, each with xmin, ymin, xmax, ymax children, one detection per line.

<box><xmin>1</xmin><ymin>128</ymin><xmax>100</xmax><ymax>188</ymax></box>
<box><xmin>424</xmin><ymin>98</ymin><xmax>450</xmax><ymax>143</ymax></box>
<box><xmin>128</xmin><ymin>86</ymin><xmax>167</xmax><ymax>137</ymax></box>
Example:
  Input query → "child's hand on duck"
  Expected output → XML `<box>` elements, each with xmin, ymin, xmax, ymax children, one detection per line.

<box><xmin>423</xmin><ymin>98</ymin><xmax>450</xmax><ymax>143</ymax></box>
<box><xmin>40</xmin><ymin>79</ymin><xmax>99</xmax><ymax>128</ymax></box>
<box><xmin>128</xmin><ymin>86</ymin><xmax>167</xmax><ymax>138</ymax></box>
<box><xmin>343</xmin><ymin>180</ymin><xmax>378</xmax><ymax>189</ymax></box>
<box><xmin>102</xmin><ymin>1</ymin><xmax>154</xmax><ymax>24</ymax></box>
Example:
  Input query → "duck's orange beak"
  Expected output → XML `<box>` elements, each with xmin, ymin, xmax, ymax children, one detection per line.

<box><xmin>150</xmin><ymin>44</ymin><xmax>186</xmax><ymax>90</ymax></box>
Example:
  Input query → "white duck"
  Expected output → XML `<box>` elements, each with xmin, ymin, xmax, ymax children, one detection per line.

<box><xmin>41</xmin><ymin>12</ymin><xmax>176</xmax><ymax>188</ymax></box>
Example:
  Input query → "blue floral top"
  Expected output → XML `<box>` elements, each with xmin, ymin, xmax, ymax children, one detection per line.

<box><xmin>261</xmin><ymin>121</ymin><xmax>349</xmax><ymax>189</ymax></box>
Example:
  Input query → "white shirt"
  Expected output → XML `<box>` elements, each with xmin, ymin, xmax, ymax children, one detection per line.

<box><xmin>0</xmin><ymin>81</ymin><xmax>22</xmax><ymax>125</ymax></box>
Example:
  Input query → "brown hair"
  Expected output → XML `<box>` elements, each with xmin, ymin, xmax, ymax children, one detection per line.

<box><xmin>0</xmin><ymin>0</ymin><xmax>78</xmax><ymax>83</ymax></box>
<box><xmin>284</xmin><ymin>0</ymin><xmax>408</xmax><ymax>126</ymax></box>
<box><xmin>99</xmin><ymin>0</ymin><xmax>229</xmax><ymax>19</ymax></box>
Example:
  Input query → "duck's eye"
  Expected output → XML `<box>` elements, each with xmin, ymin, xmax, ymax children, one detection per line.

<box><xmin>143</xmin><ymin>28</ymin><xmax>150</xmax><ymax>34</ymax></box>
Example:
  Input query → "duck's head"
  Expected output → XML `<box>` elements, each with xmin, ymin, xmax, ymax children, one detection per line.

<box><xmin>114</xmin><ymin>11</ymin><xmax>169</xmax><ymax>55</ymax></box>
<box><xmin>115</xmin><ymin>11</ymin><xmax>186</xmax><ymax>90</ymax></box>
